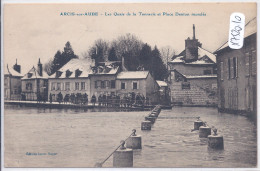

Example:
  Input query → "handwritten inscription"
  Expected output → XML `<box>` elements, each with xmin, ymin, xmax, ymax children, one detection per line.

<box><xmin>228</xmin><ymin>13</ymin><xmax>245</xmax><ymax>49</ymax></box>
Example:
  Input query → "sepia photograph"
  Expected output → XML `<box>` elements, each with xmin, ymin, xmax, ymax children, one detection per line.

<box><xmin>2</xmin><ymin>2</ymin><xmax>258</xmax><ymax>169</ymax></box>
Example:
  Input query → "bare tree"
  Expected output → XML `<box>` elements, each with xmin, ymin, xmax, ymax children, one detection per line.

<box><xmin>160</xmin><ymin>46</ymin><xmax>176</xmax><ymax>70</ymax></box>
<box><xmin>111</xmin><ymin>33</ymin><xmax>143</xmax><ymax>60</ymax></box>
<box><xmin>88</xmin><ymin>39</ymin><xmax>110</xmax><ymax>62</ymax></box>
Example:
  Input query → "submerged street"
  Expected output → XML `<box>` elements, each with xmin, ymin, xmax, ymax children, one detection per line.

<box><xmin>4</xmin><ymin>105</ymin><xmax>257</xmax><ymax>167</ymax></box>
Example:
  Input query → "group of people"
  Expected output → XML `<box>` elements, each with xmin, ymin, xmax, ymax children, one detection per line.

<box><xmin>49</xmin><ymin>92</ymin><xmax>89</xmax><ymax>105</ymax></box>
<box><xmin>48</xmin><ymin>92</ymin><xmax>150</xmax><ymax>107</ymax></box>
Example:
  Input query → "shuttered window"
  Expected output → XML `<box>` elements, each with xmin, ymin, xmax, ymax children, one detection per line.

<box><xmin>220</xmin><ymin>62</ymin><xmax>224</xmax><ymax>81</ymax></box>
<box><xmin>228</xmin><ymin>59</ymin><xmax>231</xmax><ymax>79</ymax></box>
<box><xmin>233</xmin><ymin>57</ymin><xmax>238</xmax><ymax>78</ymax></box>
<box><xmin>245</xmin><ymin>52</ymin><xmax>250</xmax><ymax>76</ymax></box>
<box><xmin>252</xmin><ymin>50</ymin><xmax>256</xmax><ymax>76</ymax></box>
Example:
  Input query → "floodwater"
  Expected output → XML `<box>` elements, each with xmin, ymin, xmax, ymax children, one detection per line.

<box><xmin>4</xmin><ymin>105</ymin><xmax>257</xmax><ymax>168</ymax></box>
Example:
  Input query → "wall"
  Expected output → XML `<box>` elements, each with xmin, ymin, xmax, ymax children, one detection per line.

<box><xmin>4</xmin><ymin>76</ymin><xmax>22</xmax><ymax>100</ymax></box>
<box><xmin>48</xmin><ymin>78</ymin><xmax>90</xmax><ymax>101</ymax></box>
<box><xmin>21</xmin><ymin>79</ymin><xmax>47</xmax><ymax>101</ymax></box>
<box><xmin>116</xmin><ymin>73</ymin><xmax>159</xmax><ymax>104</ymax></box>
<box><xmin>217</xmin><ymin>33</ymin><xmax>256</xmax><ymax>115</ymax></box>
<box><xmin>116</xmin><ymin>79</ymin><xmax>146</xmax><ymax>96</ymax></box>
<box><xmin>169</xmin><ymin>63</ymin><xmax>215</xmax><ymax>76</ymax></box>
<box><xmin>89</xmin><ymin>74</ymin><xmax>117</xmax><ymax>97</ymax></box>
<box><xmin>170</xmin><ymin>72</ymin><xmax>217</xmax><ymax>106</ymax></box>
<box><xmin>145</xmin><ymin>73</ymin><xmax>160</xmax><ymax>104</ymax></box>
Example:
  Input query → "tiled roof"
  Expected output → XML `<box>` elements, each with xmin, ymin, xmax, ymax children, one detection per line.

<box><xmin>185</xmin><ymin>75</ymin><xmax>217</xmax><ymax>79</ymax></box>
<box><xmin>49</xmin><ymin>58</ymin><xmax>119</xmax><ymax>79</ymax></box>
<box><xmin>22</xmin><ymin>66</ymin><xmax>48</xmax><ymax>80</ymax></box>
<box><xmin>49</xmin><ymin>59</ymin><xmax>93</xmax><ymax>79</ymax></box>
<box><xmin>117</xmin><ymin>71</ymin><xmax>149</xmax><ymax>79</ymax></box>
<box><xmin>4</xmin><ymin>64</ymin><xmax>23</xmax><ymax>77</ymax></box>
<box><xmin>169</xmin><ymin>47</ymin><xmax>216</xmax><ymax>64</ymax></box>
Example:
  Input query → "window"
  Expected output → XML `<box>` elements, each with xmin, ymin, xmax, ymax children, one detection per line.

<box><xmin>233</xmin><ymin>57</ymin><xmax>238</xmax><ymax>78</ymax></box>
<box><xmin>245</xmin><ymin>52</ymin><xmax>250</xmax><ymax>76</ymax></box>
<box><xmin>133</xmin><ymin>82</ymin><xmax>138</xmax><ymax>89</ymax></box>
<box><xmin>121</xmin><ymin>82</ymin><xmax>126</xmax><ymax>89</ymax></box>
<box><xmin>105</xmin><ymin>80</ymin><xmax>110</xmax><ymax>88</ymax></box>
<box><xmin>252</xmin><ymin>50</ymin><xmax>256</xmax><ymax>76</ymax></box>
<box><xmin>57</xmin><ymin>83</ymin><xmax>61</xmax><ymax>91</ymax></box>
<box><xmin>101</xmin><ymin>81</ymin><xmax>105</xmax><ymax>89</ymax></box>
<box><xmin>95</xmin><ymin>81</ymin><xmax>98</xmax><ymax>88</ymax></box>
<box><xmin>228</xmin><ymin>58</ymin><xmax>231</xmax><ymax>79</ymax></box>
<box><xmin>51</xmin><ymin>82</ymin><xmax>55</xmax><ymax>90</ymax></box>
<box><xmin>203</xmin><ymin>70</ymin><xmax>212</xmax><ymax>75</ymax></box>
<box><xmin>65</xmin><ymin>82</ymin><xmax>70</xmax><ymax>91</ymax></box>
<box><xmin>81</xmin><ymin>82</ymin><xmax>85</xmax><ymax>90</ymax></box>
<box><xmin>220</xmin><ymin>62</ymin><xmax>224</xmax><ymax>81</ymax></box>
<box><xmin>26</xmin><ymin>83</ymin><xmax>32</xmax><ymax>90</ymax></box>
<box><xmin>111</xmin><ymin>80</ymin><xmax>116</xmax><ymax>89</ymax></box>
<box><xmin>75</xmin><ymin>82</ymin><xmax>79</xmax><ymax>90</ymax></box>
<box><xmin>182</xmin><ymin>82</ymin><xmax>190</xmax><ymax>90</ymax></box>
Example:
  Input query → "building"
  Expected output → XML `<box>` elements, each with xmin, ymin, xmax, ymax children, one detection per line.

<box><xmin>21</xmin><ymin>59</ymin><xmax>48</xmax><ymax>101</ymax></box>
<box><xmin>168</xmin><ymin>25</ymin><xmax>218</xmax><ymax>106</ymax></box>
<box><xmin>47</xmin><ymin>56</ymin><xmax>161</xmax><ymax>105</ymax></box>
<box><xmin>215</xmin><ymin>17</ymin><xmax>256</xmax><ymax>116</ymax></box>
<box><xmin>4</xmin><ymin>60</ymin><xmax>23</xmax><ymax>100</ymax></box>
<box><xmin>116</xmin><ymin>71</ymin><xmax>160</xmax><ymax>104</ymax></box>
<box><xmin>48</xmin><ymin>58</ymin><xmax>92</xmax><ymax>101</ymax></box>
<box><xmin>89</xmin><ymin>62</ymin><xmax>120</xmax><ymax>98</ymax></box>
<box><xmin>156</xmin><ymin>80</ymin><xmax>171</xmax><ymax>105</ymax></box>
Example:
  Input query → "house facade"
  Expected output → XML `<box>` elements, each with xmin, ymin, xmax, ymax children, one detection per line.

<box><xmin>21</xmin><ymin>59</ymin><xmax>48</xmax><ymax>101</ymax></box>
<box><xmin>4</xmin><ymin>61</ymin><xmax>23</xmax><ymax>100</ymax></box>
<box><xmin>48</xmin><ymin>59</ymin><xmax>92</xmax><ymax>101</ymax></box>
<box><xmin>215</xmin><ymin>17</ymin><xmax>256</xmax><ymax>116</ymax></box>
<box><xmin>116</xmin><ymin>71</ymin><xmax>160</xmax><ymax>104</ymax></box>
<box><xmin>89</xmin><ymin>63</ymin><xmax>119</xmax><ymax>97</ymax></box>
<box><xmin>168</xmin><ymin>24</ymin><xmax>218</xmax><ymax>106</ymax></box>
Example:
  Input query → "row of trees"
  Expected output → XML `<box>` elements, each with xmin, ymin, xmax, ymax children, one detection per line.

<box><xmin>44</xmin><ymin>34</ymin><xmax>175</xmax><ymax>80</ymax></box>
<box><xmin>87</xmin><ymin>34</ymin><xmax>173</xmax><ymax>80</ymax></box>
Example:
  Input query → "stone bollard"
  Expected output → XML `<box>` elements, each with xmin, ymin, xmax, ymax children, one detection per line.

<box><xmin>149</xmin><ymin>113</ymin><xmax>157</xmax><ymax>118</ymax></box>
<box><xmin>141</xmin><ymin>121</ymin><xmax>152</xmax><ymax>130</ymax></box>
<box><xmin>208</xmin><ymin>129</ymin><xmax>224</xmax><ymax>149</ymax></box>
<box><xmin>151</xmin><ymin>111</ymin><xmax>159</xmax><ymax>117</ymax></box>
<box><xmin>145</xmin><ymin>116</ymin><xmax>156</xmax><ymax>124</ymax></box>
<box><xmin>194</xmin><ymin>117</ymin><xmax>203</xmax><ymax>130</ymax></box>
<box><xmin>199</xmin><ymin>125</ymin><xmax>211</xmax><ymax>138</ymax></box>
<box><xmin>113</xmin><ymin>140</ymin><xmax>133</xmax><ymax>167</ymax></box>
<box><xmin>126</xmin><ymin>129</ymin><xmax>142</xmax><ymax>149</ymax></box>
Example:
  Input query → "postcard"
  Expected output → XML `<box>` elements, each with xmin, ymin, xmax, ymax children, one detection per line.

<box><xmin>2</xmin><ymin>1</ymin><xmax>258</xmax><ymax>169</ymax></box>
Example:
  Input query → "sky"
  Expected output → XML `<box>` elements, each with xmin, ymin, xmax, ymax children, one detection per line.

<box><xmin>3</xmin><ymin>3</ymin><xmax>257</xmax><ymax>75</ymax></box>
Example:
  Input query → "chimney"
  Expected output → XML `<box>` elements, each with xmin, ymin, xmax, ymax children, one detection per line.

<box><xmin>38</xmin><ymin>58</ymin><xmax>43</xmax><ymax>76</ymax></box>
<box><xmin>193</xmin><ymin>24</ymin><xmax>196</xmax><ymax>40</ymax></box>
<box><xmin>13</xmin><ymin>59</ymin><xmax>21</xmax><ymax>73</ymax></box>
<box><xmin>121</xmin><ymin>56</ymin><xmax>127</xmax><ymax>71</ymax></box>
<box><xmin>184</xmin><ymin>24</ymin><xmax>200</xmax><ymax>62</ymax></box>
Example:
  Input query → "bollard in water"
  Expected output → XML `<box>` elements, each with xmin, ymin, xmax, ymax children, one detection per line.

<box><xmin>208</xmin><ymin>128</ymin><xmax>224</xmax><ymax>149</ymax></box>
<box><xmin>149</xmin><ymin>113</ymin><xmax>157</xmax><ymax>118</ymax></box>
<box><xmin>141</xmin><ymin>121</ymin><xmax>152</xmax><ymax>130</ymax></box>
<box><xmin>145</xmin><ymin>116</ymin><xmax>156</xmax><ymax>124</ymax></box>
<box><xmin>199</xmin><ymin>124</ymin><xmax>211</xmax><ymax>138</ymax></box>
<box><xmin>194</xmin><ymin>117</ymin><xmax>203</xmax><ymax>130</ymax></box>
<box><xmin>113</xmin><ymin>140</ymin><xmax>133</xmax><ymax>167</ymax></box>
<box><xmin>126</xmin><ymin>129</ymin><xmax>142</xmax><ymax>149</ymax></box>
